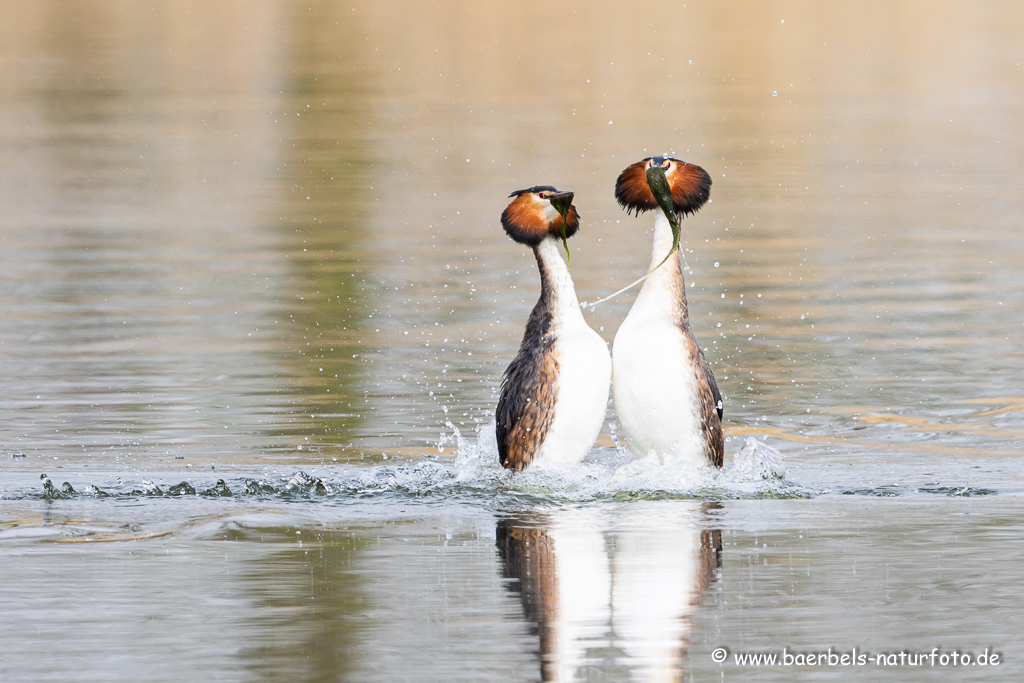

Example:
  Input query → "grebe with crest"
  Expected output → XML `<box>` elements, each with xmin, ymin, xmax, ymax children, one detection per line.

<box><xmin>611</xmin><ymin>157</ymin><xmax>723</xmax><ymax>467</ymax></box>
<box><xmin>496</xmin><ymin>186</ymin><xmax>611</xmax><ymax>471</ymax></box>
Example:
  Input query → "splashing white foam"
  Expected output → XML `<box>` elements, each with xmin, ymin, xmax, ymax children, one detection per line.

<box><xmin>442</xmin><ymin>421</ymin><xmax>795</xmax><ymax>500</ymax></box>
<box><xmin>725</xmin><ymin>437</ymin><xmax>787</xmax><ymax>481</ymax></box>
<box><xmin>16</xmin><ymin>432</ymin><xmax>799</xmax><ymax>508</ymax></box>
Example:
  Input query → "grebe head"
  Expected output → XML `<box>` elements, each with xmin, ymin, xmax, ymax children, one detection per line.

<box><xmin>614</xmin><ymin>156</ymin><xmax>711</xmax><ymax>218</ymax></box>
<box><xmin>500</xmin><ymin>186</ymin><xmax>580</xmax><ymax>247</ymax></box>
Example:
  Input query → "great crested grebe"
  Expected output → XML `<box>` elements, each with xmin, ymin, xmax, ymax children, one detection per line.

<box><xmin>496</xmin><ymin>186</ymin><xmax>611</xmax><ymax>471</ymax></box>
<box><xmin>611</xmin><ymin>156</ymin><xmax>723</xmax><ymax>467</ymax></box>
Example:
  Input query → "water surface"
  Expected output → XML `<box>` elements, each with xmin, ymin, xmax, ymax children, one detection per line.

<box><xmin>1</xmin><ymin>1</ymin><xmax>1023</xmax><ymax>680</ymax></box>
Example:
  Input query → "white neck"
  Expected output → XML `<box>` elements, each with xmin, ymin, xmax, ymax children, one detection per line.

<box><xmin>647</xmin><ymin>211</ymin><xmax>676</xmax><ymax>271</ymax></box>
<box><xmin>630</xmin><ymin>212</ymin><xmax>684</xmax><ymax>319</ymax></box>
<box><xmin>535</xmin><ymin>238</ymin><xmax>586</xmax><ymax>323</ymax></box>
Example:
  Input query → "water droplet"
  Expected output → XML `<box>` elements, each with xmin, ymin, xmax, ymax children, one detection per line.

<box><xmin>772</xmin><ymin>91</ymin><xmax>778</xmax><ymax>97</ymax></box>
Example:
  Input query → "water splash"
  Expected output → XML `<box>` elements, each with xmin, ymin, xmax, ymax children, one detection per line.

<box><xmin>22</xmin><ymin>428</ymin><xmax>805</xmax><ymax>506</ymax></box>
<box><xmin>27</xmin><ymin>431</ymin><xmax>995</xmax><ymax>506</ymax></box>
<box><xmin>724</xmin><ymin>437</ymin><xmax>787</xmax><ymax>481</ymax></box>
<box><xmin>441</xmin><ymin>422</ymin><xmax>801</xmax><ymax>501</ymax></box>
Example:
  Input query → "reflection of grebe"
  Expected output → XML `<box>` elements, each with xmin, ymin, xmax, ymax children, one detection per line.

<box><xmin>495</xmin><ymin>187</ymin><xmax>611</xmax><ymax>471</ymax></box>
<box><xmin>612</xmin><ymin>157</ymin><xmax>723</xmax><ymax>467</ymax></box>
<box><xmin>496</xmin><ymin>503</ymin><xmax>722</xmax><ymax>681</ymax></box>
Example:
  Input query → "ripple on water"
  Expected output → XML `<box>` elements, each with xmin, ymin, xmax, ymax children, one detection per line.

<box><xmin>11</xmin><ymin>425</ymin><xmax>805</xmax><ymax>510</ymax></box>
<box><xmin>10</xmin><ymin>423</ymin><xmax>1007</xmax><ymax>513</ymax></box>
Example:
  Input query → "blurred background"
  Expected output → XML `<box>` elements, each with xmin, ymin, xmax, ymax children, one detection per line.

<box><xmin>1</xmin><ymin>0</ymin><xmax>1022</xmax><ymax>467</ymax></box>
<box><xmin>3</xmin><ymin>3</ymin><xmax>1024</xmax><ymax>681</ymax></box>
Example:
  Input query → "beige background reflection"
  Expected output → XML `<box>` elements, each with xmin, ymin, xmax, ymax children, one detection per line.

<box><xmin>1</xmin><ymin>0</ymin><xmax>1021</xmax><ymax>463</ymax></box>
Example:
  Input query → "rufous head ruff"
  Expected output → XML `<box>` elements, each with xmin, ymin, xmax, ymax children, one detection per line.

<box><xmin>614</xmin><ymin>156</ymin><xmax>711</xmax><ymax>217</ymax></box>
<box><xmin>501</xmin><ymin>186</ymin><xmax>580</xmax><ymax>247</ymax></box>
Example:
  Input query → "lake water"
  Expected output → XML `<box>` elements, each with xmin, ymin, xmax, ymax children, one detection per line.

<box><xmin>1</xmin><ymin>1</ymin><xmax>1023</xmax><ymax>681</ymax></box>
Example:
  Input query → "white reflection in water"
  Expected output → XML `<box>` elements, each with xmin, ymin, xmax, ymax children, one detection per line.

<box><xmin>497</xmin><ymin>501</ymin><xmax>721</xmax><ymax>681</ymax></box>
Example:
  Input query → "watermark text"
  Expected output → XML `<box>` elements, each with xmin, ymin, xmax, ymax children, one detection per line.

<box><xmin>711</xmin><ymin>646</ymin><xmax>1001</xmax><ymax>668</ymax></box>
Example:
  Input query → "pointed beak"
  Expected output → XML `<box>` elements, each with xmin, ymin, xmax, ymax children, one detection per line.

<box><xmin>645</xmin><ymin>165</ymin><xmax>681</xmax><ymax>268</ymax></box>
<box><xmin>547</xmin><ymin>190</ymin><xmax>575</xmax><ymax>266</ymax></box>
<box><xmin>547</xmin><ymin>190</ymin><xmax>574</xmax><ymax>222</ymax></box>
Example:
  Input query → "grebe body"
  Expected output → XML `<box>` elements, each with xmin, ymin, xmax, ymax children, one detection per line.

<box><xmin>611</xmin><ymin>157</ymin><xmax>723</xmax><ymax>467</ymax></box>
<box><xmin>496</xmin><ymin>187</ymin><xmax>611</xmax><ymax>471</ymax></box>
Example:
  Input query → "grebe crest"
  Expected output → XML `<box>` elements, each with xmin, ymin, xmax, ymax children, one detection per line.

<box><xmin>614</xmin><ymin>156</ymin><xmax>711</xmax><ymax>218</ymax></box>
<box><xmin>501</xmin><ymin>186</ymin><xmax>581</xmax><ymax>246</ymax></box>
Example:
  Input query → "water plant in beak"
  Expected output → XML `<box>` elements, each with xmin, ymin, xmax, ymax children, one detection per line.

<box><xmin>547</xmin><ymin>190</ymin><xmax>575</xmax><ymax>265</ymax></box>
<box><xmin>645</xmin><ymin>164</ymin><xmax>682</xmax><ymax>272</ymax></box>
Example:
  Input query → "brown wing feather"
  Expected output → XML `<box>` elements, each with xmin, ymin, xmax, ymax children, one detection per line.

<box><xmin>695</xmin><ymin>345</ymin><xmax>724</xmax><ymax>467</ymax></box>
<box><xmin>496</xmin><ymin>304</ymin><xmax>559</xmax><ymax>471</ymax></box>
<box><xmin>678</xmin><ymin>323</ymin><xmax>724</xmax><ymax>468</ymax></box>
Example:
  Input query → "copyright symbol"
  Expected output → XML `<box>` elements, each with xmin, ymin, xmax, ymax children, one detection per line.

<box><xmin>712</xmin><ymin>647</ymin><xmax>728</xmax><ymax>663</ymax></box>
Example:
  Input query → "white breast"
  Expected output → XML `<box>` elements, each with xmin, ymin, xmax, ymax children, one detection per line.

<box><xmin>534</xmin><ymin>321</ymin><xmax>611</xmax><ymax>467</ymax></box>
<box><xmin>530</xmin><ymin>239</ymin><xmax>611</xmax><ymax>468</ymax></box>
<box><xmin>613</xmin><ymin>315</ymin><xmax>703</xmax><ymax>464</ymax></box>
<box><xmin>611</xmin><ymin>212</ymin><xmax>705</xmax><ymax>465</ymax></box>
